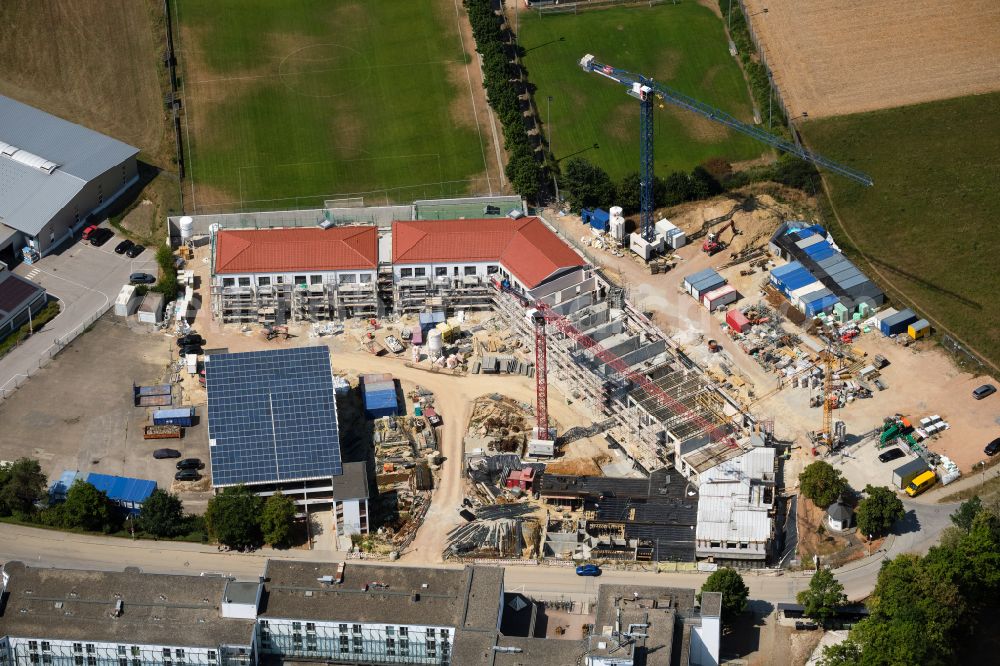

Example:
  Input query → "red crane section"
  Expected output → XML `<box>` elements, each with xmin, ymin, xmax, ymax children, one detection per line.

<box><xmin>533</xmin><ymin>311</ymin><xmax>549</xmax><ymax>438</ymax></box>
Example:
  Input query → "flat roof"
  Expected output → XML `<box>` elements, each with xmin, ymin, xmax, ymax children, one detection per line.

<box><xmin>590</xmin><ymin>584</ymin><xmax>701</xmax><ymax>666</ymax></box>
<box><xmin>331</xmin><ymin>461</ymin><xmax>370</xmax><ymax>501</ymax></box>
<box><xmin>0</xmin><ymin>271</ymin><xmax>44</xmax><ymax>318</ymax></box>
<box><xmin>260</xmin><ymin>561</ymin><xmax>503</xmax><ymax>630</ymax></box>
<box><xmin>0</xmin><ymin>562</ymin><xmax>254</xmax><ymax>648</ymax></box>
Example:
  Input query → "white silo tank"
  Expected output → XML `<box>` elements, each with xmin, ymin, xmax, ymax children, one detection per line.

<box><xmin>609</xmin><ymin>206</ymin><xmax>623</xmax><ymax>218</ymax></box>
<box><xmin>427</xmin><ymin>329</ymin><xmax>444</xmax><ymax>357</ymax></box>
<box><xmin>179</xmin><ymin>216</ymin><xmax>194</xmax><ymax>241</ymax></box>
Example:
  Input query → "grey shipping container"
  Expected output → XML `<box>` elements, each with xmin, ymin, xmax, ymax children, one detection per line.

<box><xmin>892</xmin><ymin>457</ymin><xmax>929</xmax><ymax>489</ymax></box>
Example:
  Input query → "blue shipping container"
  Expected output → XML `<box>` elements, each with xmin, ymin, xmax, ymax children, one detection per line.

<box><xmin>364</xmin><ymin>389</ymin><xmax>398</xmax><ymax>419</ymax></box>
<box><xmin>880</xmin><ymin>309</ymin><xmax>918</xmax><ymax>336</ymax></box>
<box><xmin>589</xmin><ymin>208</ymin><xmax>610</xmax><ymax>231</ymax></box>
<box><xmin>153</xmin><ymin>406</ymin><xmax>195</xmax><ymax>427</ymax></box>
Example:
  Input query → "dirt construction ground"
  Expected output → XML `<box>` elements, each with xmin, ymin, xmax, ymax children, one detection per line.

<box><xmin>742</xmin><ymin>0</ymin><xmax>1000</xmax><ymax>118</ymax></box>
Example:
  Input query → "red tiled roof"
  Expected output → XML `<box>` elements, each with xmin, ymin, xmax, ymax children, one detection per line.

<box><xmin>214</xmin><ymin>227</ymin><xmax>378</xmax><ymax>274</ymax></box>
<box><xmin>392</xmin><ymin>218</ymin><xmax>584</xmax><ymax>288</ymax></box>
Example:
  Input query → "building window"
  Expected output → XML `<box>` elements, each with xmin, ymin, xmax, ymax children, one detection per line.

<box><xmin>339</xmin><ymin>274</ymin><xmax>356</xmax><ymax>284</ymax></box>
<box><xmin>28</xmin><ymin>643</ymin><xmax>38</xmax><ymax>652</ymax></box>
<box><xmin>310</xmin><ymin>275</ymin><xmax>323</xmax><ymax>285</ymax></box>
<box><xmin>400</xmin><ymin>639</ymin><xmax>409</xmax><ymax>655</ymax></box>
<box><xmin>338</xmin><ymin>637</ymin><xmax>348</xmax><ymax>650</ymax></box>
<box><xmin>258</xmin><ymin>277</ymin><xmax>271</xmax><ymax>287</ymax></box>
<box><xmin>74</xmin><ymin>645</ymin><xmax>83</xmax><ymax>654</ymax></box>
<box><xmin>352</xmin><ymin>625</ymin><xmax>362</xmax><ymax>635</ymax></box>
<box><xmin>165</xmin><ymin>661</ymin><xmax>172</xmax><ymax>666</ymax></box>
<box><xmin>162</xmin><ymin>650</ymin><xmax>170</xmax><ymax>658</ymax></box>
<box><xmin>435</xmin><ymin>267</ymin><xmax>447</xmax><ymax>277</ymax></box>
<box><xmin>133</xmin><ymin>659</ymin><xmax>141</xmax><ymax>666</ymax></box>
<box><xmin>487</xmin><ymin>265</ymin><xmax>499</xmax><ymax>274</ymax></box>
<box><xmin>223</xmin><ymin>277</ymin><xmax>235</xmax><ymax>287</ymax></box>
<box><xmin>275</xmin><ymin>276</ymin><xmax>284</xmax><ymax>284</ymax></box>
<box><xmin>305</xmin><ymin>623</ymin><xmax>316</xmax><ymax>633</ymax></box>
<box><xmin>40</xmin><ymin>644</ymin><xmax>50</xmax><ymax>652</ymax></box>
<box><xmin>292</xmin><ymin>622</ymin><xmax>301</xmax><ymax>631</ymax></box>
<box><xmin>400</xmin><ymin>268</ymin><xmax>413</xmax><ymax>278</ymax></box>
<box><xmin>85</xmin><ymin>646</ymin><xmax>94</xmax><ymax>655</ymax></box>
<box><xmin>339</xmin><ymin>624</ymin><xmax>348</xmax><ymax>634</ymax></box>
<box><xmin>464</xmin><ymin>266</ymin><xmax>477</xmax><ymax>276</ymax></box>
<box><xmin>427</xmin><ymin>629</ymin><xmax>435</xmax><ymax>638</ymax></box>
<box><xmin>413</xmin><ymin>267</ymin><xmax>426</xmax><ymax>277</ymax></box>
<box><xmin>399</xmin><ymin>627</ymin><xmax>408</xmax><ymax>637</ymax></box>
<box><xmin>119</xmin><ymin>659</ymin><xmax>127</xmax><ymax>666</ymax></box>
<box><xmin>87</xmin><ymin>658</ymin><xmax>96</xmax><ymax>666</ymax></box>
<box><xmin>427</xmin><ymin>640</ymin><xmax>437</xmax><ymax>652</ymax></box>
<box><xmin>386</xmin><ymin>638</ymin><xmax>395</xmax><ymax>655</ymax></box>
<box><xmin>174</xmin><ymin>651</ymin><xmax>183</xmax><ymax>660</ymax></box>
<box><xmin>30</xmin><ymin>657</ymin><xmax>39</xmax><ymax>665</ymax></box>
<box><xmin>294</xmin><ymin>275</ymin><xmax>307</xmax><ymax>285</ymax></box>
<box><xmin>360</xmin><ymin>273</ymin><xmax>372</xmax><ymax>283</ymax></box>
<box><xmin>131</xmin><ymin>648</ymin><xmax>140</xmax><ymax>657</ymax></box>
<box><xmin>42</xmin><ymin>656</ymin><xmax>52</xmax><ymax>665</ymax></box>
<box><xmin>74</xmin><ymin>657</ymin><xmax>83</xmax><ymax>666</ymax></box>
<box><xmin>386</xmin><ymin>626</ymin><xmax>394</xmax><ymax>636</ymax></box>
<box><xmin>238</xmin><ymin>277</ymin><xmax>251</xmax><ymax>287</ymax></box>
<box><xmin>453</xmin><ymin>266</ymin><xmax>459</xmax><ymax>276</ymax></box>
<box><xmin>306</xmin><ymin>639</ymin><xmax>316</xmax><ymax>652</ymax></box>
<box><xmin>117</xmin><ymin>647</ymin><xmax>126</xmax><ymax>656</ymax></box>
<box><xmin>441</xmin><ymin>629</ymin><xmax>449</xmax><ymax>639</ymax></box>
<box><xmin>352</xmin><ymin>637</ymin><xmax>362</xmax><ymax>653</ymax></box>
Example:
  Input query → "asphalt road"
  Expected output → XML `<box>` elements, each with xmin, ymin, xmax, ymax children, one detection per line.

<box><xmin>0</xmin><ymin>494</ymin><xmax>956</xmax><ymax>603</ymax></box>
<box><xmin>0</xmin><ymin>226</ymin><xmax>157</xmax><ymax>397</ymax></box>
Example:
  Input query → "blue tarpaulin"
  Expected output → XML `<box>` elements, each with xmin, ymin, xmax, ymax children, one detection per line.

<box><xmin>364</xmin><ymin>388</ymin><xmax>398</xmax><ymax>419</ymax></box>
<box><xmin>86</xmin><ymin>473</ymin><xmax>157</xmax><ymax>514</ymax></box>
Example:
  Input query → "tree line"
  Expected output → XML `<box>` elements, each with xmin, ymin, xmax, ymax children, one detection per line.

<box><xmin>464</xmin><ymin>0</ymin><xmax>543</xmax><ymax>200</ymax></box>
<box><xmin>0</xmin><ymin>457</ymin><xmax>296</xmax><ymax>550</ymax></box>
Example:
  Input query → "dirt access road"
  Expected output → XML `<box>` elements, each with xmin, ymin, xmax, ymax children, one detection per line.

<box><xmin>743</xmin><ymin>0</ymin><xmax>1000</xmax><ymax>119</ymax></box>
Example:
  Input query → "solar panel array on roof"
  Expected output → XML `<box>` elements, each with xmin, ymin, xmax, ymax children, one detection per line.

<box><xmin>206</xmin><ymin>346</ymin><xmax>342</xmax><ymax>487</ymax></box>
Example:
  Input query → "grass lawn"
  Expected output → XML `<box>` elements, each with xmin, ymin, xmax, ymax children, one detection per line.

<box><xmin>176</xmin><ymin>0</ymin><xmax>490</xmax><ymax>211</ymax></box>
<box><xmin>804</xmin><ymin>92</ymin><xmax>1000</xmax><ymax>371</ymax></box>
<box><xmin>518</xmin><ymin>3</ymin><xmax>764</xmax><ymax>180</ymax></box>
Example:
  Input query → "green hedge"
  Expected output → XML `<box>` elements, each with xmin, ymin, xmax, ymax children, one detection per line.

<box><xmin>721</xmin><ymin>1</ymin><xmax>786</xmax><ymax>130</ymax></box>
<box><xmin>152</xmin><ymin>245</ymin><xmax>178</xmax><ymax>297</ymax></box>
<box><xmin>0</xmin><ymin>300</ymin><xmax>62</xmax><ymax>358</ymax></box>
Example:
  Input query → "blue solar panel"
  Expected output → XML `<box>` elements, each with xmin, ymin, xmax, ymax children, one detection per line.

<box><xmin>205</xmin><ymin>346</ymin><xmax>343</xmax><ymax>487</ymax></box>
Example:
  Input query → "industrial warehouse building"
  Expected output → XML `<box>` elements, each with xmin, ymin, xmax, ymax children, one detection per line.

<box><xmin>0</xmin><ymin>96</ymin><xmax>139</xmax><ymax>263</ymax></box>
<box><xmin>1</xmin><ymin>560</ymin><xmax>722</xmax><ymax>666</ymax></box>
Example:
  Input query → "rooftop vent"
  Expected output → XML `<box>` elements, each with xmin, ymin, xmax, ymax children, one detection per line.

<box><xmin>113</xmin><ymin>600</ymin><xmax>123</xmax><ymax>617</ymax></box>
<box><xmin>317</xmin><ymin>575</ymin><xmax>334</xmax><ymax>585</ymax></box>
<box><xmin>54</xmin><ymin>602</ymin><xmax>63</xmax><ymax>609</ymax></box>
<box><xmin>305</xmin><ymin>591</ymin><xmax>314</xmax><ymax>597</ymax></box>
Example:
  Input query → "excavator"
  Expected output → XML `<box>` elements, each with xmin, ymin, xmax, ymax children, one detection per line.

<box><xmin>702</xmin><ymin>219</ymin><xmax>740</xmax><ymax>255</ymax></box>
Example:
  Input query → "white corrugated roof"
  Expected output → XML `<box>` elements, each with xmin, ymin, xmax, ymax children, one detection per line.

<box><xmin>696</xmin><ymin>448</ymin><xmax>775</xmax><ymax>542</ymax></box>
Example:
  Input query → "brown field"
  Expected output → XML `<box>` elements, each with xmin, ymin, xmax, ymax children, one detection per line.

<box><xmin>743</xmin><ymin>0</ymin><xmax>1000</xmax><ymax>118</ymax></box>
<box><xmin>0</xmin><ymin>1</ymin><xmax>169</xmax><ymax>162</ymax></box>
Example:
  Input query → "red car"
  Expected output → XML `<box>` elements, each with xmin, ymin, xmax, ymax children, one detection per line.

<box><xmin>81</xmin><ymin>224</ymin><xmax>99</xmax><ymax>241</ymax></box>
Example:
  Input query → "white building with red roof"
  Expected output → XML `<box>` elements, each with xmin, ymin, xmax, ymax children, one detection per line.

<box><xmin>211</xmin><ymin>226</ymin><xmax>380</xmax><ymax>323</ymax></box>
<box><xmin>210</xmin><ymin>216</ymin><xmax>592</xmax><ymax>322</ymax></box>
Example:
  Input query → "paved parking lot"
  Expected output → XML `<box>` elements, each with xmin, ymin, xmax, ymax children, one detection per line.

<box><xmin>0</xmin><ymin>315</ymin><xmax>211</xmax><ymax>508</ymax></box>
<box><xmin>0</xmin><ymin>224</ymin><xmax>158</xmax><ymax>396</ymax></box>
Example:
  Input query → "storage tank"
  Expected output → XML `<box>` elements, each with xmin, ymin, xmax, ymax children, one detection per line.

<box><xmin>179</xmin><ymin>216</ymin><xmax>194</xmax><ymax>242</ymax></box>
<box><xmin>609</xmin><ymin>206</ymin><xmax>623</xmax><ymax>218</ymax></box>
<box><xmin>427</xmin><ymin>329</ymin><xmax>444</xmax><ymax>357</ymax></box>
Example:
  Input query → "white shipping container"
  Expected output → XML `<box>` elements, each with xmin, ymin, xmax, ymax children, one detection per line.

<box><xmin>702</xmin><ymin>285</ymin><xmax>738</xmax><ymax>311</ymax></box>
<box><xmin>186</xmin><ymin>354</ymin><xmax>198</xmax><ymax>374</ymax></box>
<box><xmin>114</xmin><ymin>285</ymin><xmax>140</xmax><ymax>317</ymax></box>
<box><xmin>789</xmin><ymin>283</ymin><xmax>822</xmax><ymax>308</ymax></box>
<box><xmin>666</xmin><ymin>228</ymin><xmax>686</xmax><ymax>249</ymax></box>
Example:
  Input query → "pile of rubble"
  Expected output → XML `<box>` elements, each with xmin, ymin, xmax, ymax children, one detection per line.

<box><xmin>444</xmin><ymin>502</ymin><xmax>540</xmax><ymax>559</ymax></box>
<box><xmin>465</xmin><ymin>394</ymin><xmax>535</xmax><ymax>456</ymax></box>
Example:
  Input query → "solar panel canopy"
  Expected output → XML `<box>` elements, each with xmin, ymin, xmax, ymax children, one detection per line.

<box><xmin>206</xmin><ymin>346</ymin><xmax>343</xmax><ymax>487</ymax></box>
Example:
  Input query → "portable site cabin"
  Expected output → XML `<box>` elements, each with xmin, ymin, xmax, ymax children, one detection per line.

<box><xmin>726</xmin><ymin>309</ymin><xmax>751</xmax><ymax>333</ymax></box>
<box><xmin>892</xmin><ymin>457</ymin><xmax>929</xmax><ymax>490</ymax></box>
<box><xmin>702</xmin><ymin>284</ymin><xmax>738</xmax><ymax>311</ymax></box>
<box><xmin>908</xmin><ymin>319</ymin><xmax>930</xmax><ymax>339</ymax></box>
<box><xmin>880</xmin><ymin>308</ymin><xmax>918</xmax><ymax>336</ymax></box>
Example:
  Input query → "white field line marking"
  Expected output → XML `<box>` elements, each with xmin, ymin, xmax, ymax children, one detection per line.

<box><xmin>451</xmin><ymin>0</ymin><xmax>493</xmax><ymax>195</ymax></box>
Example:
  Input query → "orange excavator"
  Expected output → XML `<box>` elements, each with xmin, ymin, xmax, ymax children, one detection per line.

<box><xmin>702</xmin><ymin>219</ymin><xmax>740</xmax><ymax>255</ymax></box>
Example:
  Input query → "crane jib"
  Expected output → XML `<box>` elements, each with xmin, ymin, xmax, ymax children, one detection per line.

<box><xmin>580</xmin><ymin>55</ymin><xmax>874</xmax><ymax>188</ymax></box>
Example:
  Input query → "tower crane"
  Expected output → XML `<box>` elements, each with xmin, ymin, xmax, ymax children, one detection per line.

<box><xmin>578</xmin><ymin>55</ymin><xmax>874</xmax><ymax>244</ymax></box>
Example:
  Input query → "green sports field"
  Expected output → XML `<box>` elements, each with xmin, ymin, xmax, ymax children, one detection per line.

<box><xmin>518</xmin><ymin>3</ymin><xmax>764</xmax><ymax>180</ymax></box>
<box><xmin>803</xmin><ymin>92</ymin><xmax>1000</xmax><ymax>371</ymax></box>
<box><xmin>176</xmin><ymin>0</ymin><xmax>492</xmax><ymax>212</ymax></box>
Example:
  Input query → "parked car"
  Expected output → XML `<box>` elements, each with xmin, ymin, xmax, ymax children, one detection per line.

<box><xmin>458</xmin><ymin>509</ymin><xmax>476</xmax><ymax>522</ymax></box>
<box><xmin>176</xmin><ymin>458</ymin><xmax>204</xmax><ymax>470</ymax></box>
<box><xmin>177</xmin><ymin>334</ymin><xmax>205</xmax><ymax>347</ymax></box>
<box><xmin>175</xmin><ymin>470</ymin><xmax>201</xmax><ymax>482</ymax></box>
<box><xmin>114</xmin><ymin>239</ymin><xmax>135</xmax><ymax>254</ymax></box>
<box><xmin>81</xmin><ymin>224</ymin><xmax>99</xmax><ymax>241</ymax></box>
<box><xmin>153</xmin><ymin>448</ymin><xmax>181</xmax><ymax>459</ymax></box>
<box><xmin>575</xmin><ymin>564</ymin><xmax>602</xmax><ymax>577</ymax></box>
<box><xmin>795</xmin><ymin>621</ymin><xmax>819</xmax><ymax>631</ymax></box>
<box><xmin>878</xmin><ymin>448</ymin><xmax>905</xmax><ymax>463</ymax></box>
<box><xmin>129</xmin><ymin>272</ymin><xmax>156</xmax><ymax>284</ymax></box>
<box><xmin>89</xmin><ymin>228</ymin><xmax>114</xmax><ymax>246</ymax></box>
<box><xmin>125</xmin><ymin>244</ymin><xmax>145</xmax><ymax>258</ymax></box>
<box><xmin>973</xmin><ymin>384</ymin><xmax>997</xmax><ymax>400</ymax></box>
<box><xmin>985</xmin><ymin>438</ymin><xmax>1000</xmax><ymax>457</ymax></box>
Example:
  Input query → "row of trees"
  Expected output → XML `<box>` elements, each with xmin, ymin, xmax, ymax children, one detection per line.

<box><xmin>558</xmin><ymin>153</ymin><xmax>822</xmax><ymax>218</ymax></box>
<box><xmin>0</xmin><ymin>457</ymin><xmax>296</xmax><ymax>549</ymax></box>
<box><xmin>464</xmin><ymin>0</ymin><xmax>542</xmax><ymax>199</ymax></box>
<box><xmin>820</xmin><ymin>496</ymin><xmax>1000</xmax><ymax>665</ymax></box>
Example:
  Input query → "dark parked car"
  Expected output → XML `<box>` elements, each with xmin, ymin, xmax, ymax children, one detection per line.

<box><xmin>176</xmin><ymin>458</ymin><xmax>204</xmax><ymax>470</ymax></box>
<box><xmin>89</xmin><ymin>228</ymin><xmax>114</xmax><ymax>246</ymax></box>
<box><xmin>575</xmin><ymin>564</ymin><xmax>602</xmax><ymax>577</ymax></box>
<box><xmin>973</xmin><ymin>384</ymin><xmax>997</xmax><ymax>400</ymax></box>
<box><xmin>114</xmin><ymin>239</ymin><xmax>134</xmax><ymax>254</ymax></box>
<box><xmin>458</xmin><ymin>509</ymin><xmax>476</xmax><ymax>522</ymax></box>
<box><xmin>179</xmin><ymin>345</ymin><xmax>203</xmax><ymax>357</ymax></box>
<box><xmin>878</xmin><ymin>448</ymin><xmax>905</xmax><ymax>463</ymax></box>
<box><xmin>175</xmin><ymin>470</ymin><xmax>201</xmax><ymax>482</ymax></box>
<box><xmin>985</xmin><ymin>438</ymin><xmax>1000</xmax><ymax>457</ymax></box>
<box><xmin>177</xmin><ymin>334</ymin><xmax>205</xmax><ymax>347</ymax></box>
<box><xmin>129</xmin><ymin>272</ymin><xmax>156</xmax><ymax>284</ymax></box>
<box><xmin>153</xmin><ymin>448</ymin><xmax>181</xmax><ymax>459</ymax></box>
<box><xmin>125</xmin><ymin>244</ymin><xmax>145</xmax><ymax>258</ymax></box>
